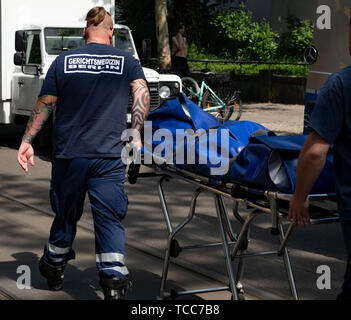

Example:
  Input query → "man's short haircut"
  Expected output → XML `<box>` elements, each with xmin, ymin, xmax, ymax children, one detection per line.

<box><xmin>85</xmin><ymin>6</ymin><xmax>111</xmax><ymax>28</ymax></box>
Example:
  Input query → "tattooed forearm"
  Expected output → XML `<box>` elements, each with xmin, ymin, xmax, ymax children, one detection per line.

<box><xmin>22</xmin><ymin>95</ymin><xmax>57</xmax><ymax>144</ymax></box>
<box><xmin>131</xmin><ymin>79</ymin><xmax>150</xmax><ymax>133</ymax></box>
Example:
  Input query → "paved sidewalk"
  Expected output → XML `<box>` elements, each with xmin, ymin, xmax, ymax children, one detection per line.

<box><xmin>0</xmin><ymin>196</ymin><xmax>239</xmax><ymax>300</ymax></box>
<box><xmin>0</xmin><ymin>109</ymin><xmax>347</xmax><ymax>301</ymax></box>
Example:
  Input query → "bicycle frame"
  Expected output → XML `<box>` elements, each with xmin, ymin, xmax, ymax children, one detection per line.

<box><xmin>198</xmin><ymin>81</ymin><xmax>226</xmax><ymax>112</ymax></box>
<box><xmin>183</xmin><ymin>80</ymin><xmax>226</xmax><ymax>112</ymax></box>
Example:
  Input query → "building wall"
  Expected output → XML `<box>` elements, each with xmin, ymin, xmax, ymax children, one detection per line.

<box><xmin>245</xmin><ymin>0</ymin><xmax>271</xmax><ymax>22</ymax></box>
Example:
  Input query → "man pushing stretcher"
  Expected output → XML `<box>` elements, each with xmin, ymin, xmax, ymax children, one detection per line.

<box><xmin>289</xmin><ymin>12</ymin><xmax>351</xmax><ymax>300</ymax></box>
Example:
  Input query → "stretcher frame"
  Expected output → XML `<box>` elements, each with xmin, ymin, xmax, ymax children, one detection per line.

<box><xmin>132</xmin><ymin>161</ymin><xmax>339</xmax><ymax>300</ymax></box>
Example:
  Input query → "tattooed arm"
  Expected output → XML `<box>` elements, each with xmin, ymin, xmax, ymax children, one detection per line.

<box><xmin>130</xmin><ymin>79</ymin><xmax>150</xmax><ymax>147</ymax></box>
<box><xmin>17</xmin><ymin>95</ymin><xmax>57</xmax><ymax>172</ymax></box>
<box><xmin>22</xmin><ymin>95</ymin><xmax>57</xmax><ymax>143</ymax></box>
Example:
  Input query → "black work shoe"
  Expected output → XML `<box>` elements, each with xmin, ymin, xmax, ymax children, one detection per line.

<box><xmin>39</xmin><ymin>257</ymin><xmax>65</xmax><ymax>291</ymax></box>
<box><xmin>99</xmin><ymin>277</ymin><xmax>132</xmax><ymax>300</ymax></box>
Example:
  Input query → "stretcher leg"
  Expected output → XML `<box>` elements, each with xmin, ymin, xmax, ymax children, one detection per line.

<box><xmin>218</xmin><ymin>197</ymin><xmax>247</xmax><ymax>293</ymax></box>
<box><xmin>134</xmin><ymin>163</ymin><xmax>338</xmax><ymax>300</ymax></box>
<box><xmin>157</xmin><ymin>176</ymin><xmax>204</xmax><ymax>299</ymax></box>
<box><xmin>268</xmin><ymin>194</ymin><xmax>280</xmax><ymax>235</ymax></box>
<box><xmin>278</xmin><ymin>223</ymin><xmax>295</xmax><ymax>256</ymax></box>
<box><xmin>231</xmin><ymin>202</ymin><xmax>246</xmax><ymax>289</ymax></box>
<box><xmin>231</xmin><ymin>207</ymin><xmax>299</xmax><ymax>299</ymax></box>
<box><xmin>157</xmin><ymin>175</ymin><xmax>243</xmax><ymax>300</ymax></box>
<box><xmin>231</xmin><ymin>210</ymin><xmax>262</xmax><ymax>261</ymax></box>
<box><xmin>266</xmin><ymin>193</ymin><xmax>299</xmax><ymax>299</ymax></box>
<box><xmin>218</xmin><ymin>195</ymin><xmax>237</xmax><ymax>242</ymax></box>
<box><xmin>214</xmin><ymin>194</ymin><xmax>240</xmax><ymax>300</ymax></box>
<box><xmin>278</xmin><ymin>221</ymin><xmax>298</xmax><ymax>300</ymax></box>
<box><xmin>230</xmin><ymin>201</ymin><xmax>248</xmax><ymax>288</ymax></box>
<box><xmin>267</xmin><ymin>194</ymin><xmax>299</xmax><ymax>299</ymax></box>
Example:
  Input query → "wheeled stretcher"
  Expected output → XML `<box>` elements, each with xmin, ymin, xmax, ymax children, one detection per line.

<box><xmin>128</xmin><ymin>94</ymin><xmax>339</xmax><ymax>300</ymax></box>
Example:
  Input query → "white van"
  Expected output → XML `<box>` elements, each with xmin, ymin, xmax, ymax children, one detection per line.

<box><xmin>0</xmin><ymin>0</ymin><xmax>181</xmax><ymax>128</ymax></box>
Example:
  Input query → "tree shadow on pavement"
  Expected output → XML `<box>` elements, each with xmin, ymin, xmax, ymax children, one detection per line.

<box><xmin>0</xmin><ymin>124</ymin><xmax>51</xmax><ymax>162</ymax></box>
<box><xmin>0</xmin><ymin>252</ymin><xmax>101</xmax><ymax>300</ymax></box>
<box><xmin>0</xmin><ymin>252</ymin><xmax>203</xmax><ymax>300</ymax></box>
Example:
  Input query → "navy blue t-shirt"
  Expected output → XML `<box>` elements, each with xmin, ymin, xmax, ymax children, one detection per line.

<box><xmin>309</xmin><ymin>65</ymin><xmax>351</xmax><ymax>221</ymax></box>
<box><xmin>39</xmin><ymin>42</ymin><xmax>145</xmax><ymax>158</ymax></box>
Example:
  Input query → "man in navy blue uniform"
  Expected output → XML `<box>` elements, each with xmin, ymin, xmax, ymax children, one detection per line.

<box><xmin>17</xmin><ymin>7</ymin><xmax>150</xmax><ymax>300</ymax></box>
<box><xmin>289</xmin><ymin>13</ymin><xmax>351</xmax><ymax>300</ymax></box>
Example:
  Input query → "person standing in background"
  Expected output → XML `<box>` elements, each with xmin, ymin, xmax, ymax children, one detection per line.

<box><xmin>171</xmin><ymin>24</ymin><xmax>189</xmax><ymax>77</ymax></box>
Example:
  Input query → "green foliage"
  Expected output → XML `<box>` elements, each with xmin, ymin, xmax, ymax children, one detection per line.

<box><xmin>277</xmin><ymin>14</ymin><xmax>314</xmax><ymax>61</ymax></box>
<box><xmin>115</xmin><ymin>0</ymin><xmax>313</xmax><ymax>76</ymax></box>
<box><xmin>187</xmin><ymin>43</ymin><xmax>307</xmax><ymax>76</ymax></box>
<box><xmin>187</xmin><ymin>42</ymin><xmax>218</xmax><ymax>60</ymax></box>
<box><xmin>210</xmin><ymin>3</ymin><xmax>278</xmax><ymax>61</ymax></box>
<box><xmin>186</xmin><ymin>4</ymin><xmax>313</xmax><ymax>75</ymax></box>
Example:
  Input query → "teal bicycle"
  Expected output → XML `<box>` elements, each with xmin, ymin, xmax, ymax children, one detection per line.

<box><xmin>181</xmin><ymin>76</ymin><xmax>243</xmax><ymax>123</ymax></box>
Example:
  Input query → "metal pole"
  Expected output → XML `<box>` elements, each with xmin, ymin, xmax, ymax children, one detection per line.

<box><xmin>158</xmin><ymin>176</ymin><xmax>173</xmax><ymax>234</ymax></box>
<box><xmin>157</xmin><ymin>180</ymin><xmax>204</xmax><ymax>299</ymax></box>
<box><xmin>231</xmin><ymin>201</ymin><xmax>246</xmax><ymax>284</ymax></box>
<box><xmin>278</xmin><ymin>221</ymin><xmax>299</xmax><ymax>300</ymax></box>
<box><xmin>278</xmin><ymin>223</ymin><xmax>295</xmax><ymax>256</ymax></box>
<box><xmin>267</xmin><ymin>193</ymin><xmax>279</xmax><ymax>235</ymax></box>
<box><xmin>231</xmin><ymin>211</ymin><xmax>261</xmax><ymax>260</ymax></box>
<box><xmin>214</xmin><ymin>194</ymin><xmax>239</xmax><ymax>300</ymax></box>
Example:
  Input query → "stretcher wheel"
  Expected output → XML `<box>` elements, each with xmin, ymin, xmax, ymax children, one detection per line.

<box><xmin>231</xmin><ymin>292</ymin><xmax>245</xmax><ymax>301</ymax></box>
<box><xmin>170</xmin><ymin>289</ymin><xmax>179</xmax><ymax>300</ymax></box>
<box><xmin>157</xmin><ymin>290</ymin><xmax>178</xmax><ymax>300</ymax></box>
<box><xmin>170</xmin><ymin>239</ymin><xmax>182</xmax><ymax>258</ymax></box>
<box><xmin>238</xmin><ymin>237</ymin><xmax>249</xmax><ymax>251</ymax></box>
<box><xmin>231</xmin><ymin>286</ymin><xmax>245</xmax><ymax>300</ymax></box>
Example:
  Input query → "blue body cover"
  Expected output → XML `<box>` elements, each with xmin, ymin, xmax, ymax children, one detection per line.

<box><xmin>144</xmin><ymin>94</ymin><xmax>335</xmax><ymax>194</ymax></box>
<box><xmin>230</xmin><ymin>135</ymin><xmax>335</xmax><ymax>194</ymax></box>
<box><xmin>145</xmin><ymin>94</ymin><xmax>268</xmax><ymax>180</ymax></box>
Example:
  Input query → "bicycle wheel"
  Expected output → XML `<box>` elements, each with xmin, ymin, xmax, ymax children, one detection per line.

<box><xmin>181</xmin><ymin>77</ymin><xmax>200</xmax><ymax>102</ymax></box>
<box><xmin>202</xmin><ymin>90</ymin><xmax>243</xmax><ymax>122</ymax></box>
<box><xmin>201</xmin><ymin>90</ymin><xmax>230</xmax><ymax>123</ymax></box>
<box><xmin>230</xmin><ymin>92</ymin><xmax>243</xmax><ymax>121</ymax></box>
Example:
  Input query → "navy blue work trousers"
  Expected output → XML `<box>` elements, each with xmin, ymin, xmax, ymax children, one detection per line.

<box><xmin>42</xmin><ymin>157</ymin><xmax>129</xmax><ymax>279</ymax></box>
<box><xmin>338</xmin><ymin>221</ymin><xmax>351</xmax><ymax>300</ymax></box>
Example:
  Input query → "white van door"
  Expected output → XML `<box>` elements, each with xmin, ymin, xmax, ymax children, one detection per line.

<box><xmin>12</xmin><ymin>31</ymin><xmax>43</xmax><ymax>116</ymax></box>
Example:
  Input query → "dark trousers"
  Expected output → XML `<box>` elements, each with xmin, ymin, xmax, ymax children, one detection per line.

<box><xmin>42</xmin><ymin>157</ymin><xmax>128</xmax><ymax>279</ymax></box>
<box><xmin>171</xmin><ymin>56</ymin><xmax>189</xmax><ymax>77</ymax></box>
<box><xmin>338</xmin><ymin>221</ymin><xmax>351</xmax><ymax>300</ymax></box>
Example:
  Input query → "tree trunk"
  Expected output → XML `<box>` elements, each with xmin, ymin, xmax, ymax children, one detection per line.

<box><xmin>155</xmin><ymin>0</ymin><xmax>171</xmax><ymax>70</ymax></box>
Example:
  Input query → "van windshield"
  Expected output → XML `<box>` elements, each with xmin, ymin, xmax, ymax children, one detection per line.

<box><xmin>44</xmin><ymin>27</ymin><xmax>136</xmax><ymax>55</ymax></box>
<box><xmin>113</xmin><ymin>28</ymin><xmax>135</xmax><ymax>54</ymax></box>
<box><xmin>44</xmin><ymin>28</ymin><xmax>85</xmax><ymax>54</ymax></box>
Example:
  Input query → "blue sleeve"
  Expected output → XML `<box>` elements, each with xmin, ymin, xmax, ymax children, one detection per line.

<box><xmin>39</xmin><ymin>58</ymin><xmax>58</xmax><ymax>97</ymax></box>
<box><xmin>129</xmin><ymin>56</ymin><xmax>146</xmax><ymax>82</ymax></box>
<box><xmin>309</xmin><ymin>73</ymin><xmax>344</xmax><ymax>145</ymax></box>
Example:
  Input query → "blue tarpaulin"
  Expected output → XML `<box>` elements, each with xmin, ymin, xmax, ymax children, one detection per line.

<box><xmin>144</xmin><ymin>94</ymin><xmax>335</xmax><ymax>194</ymax></box>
